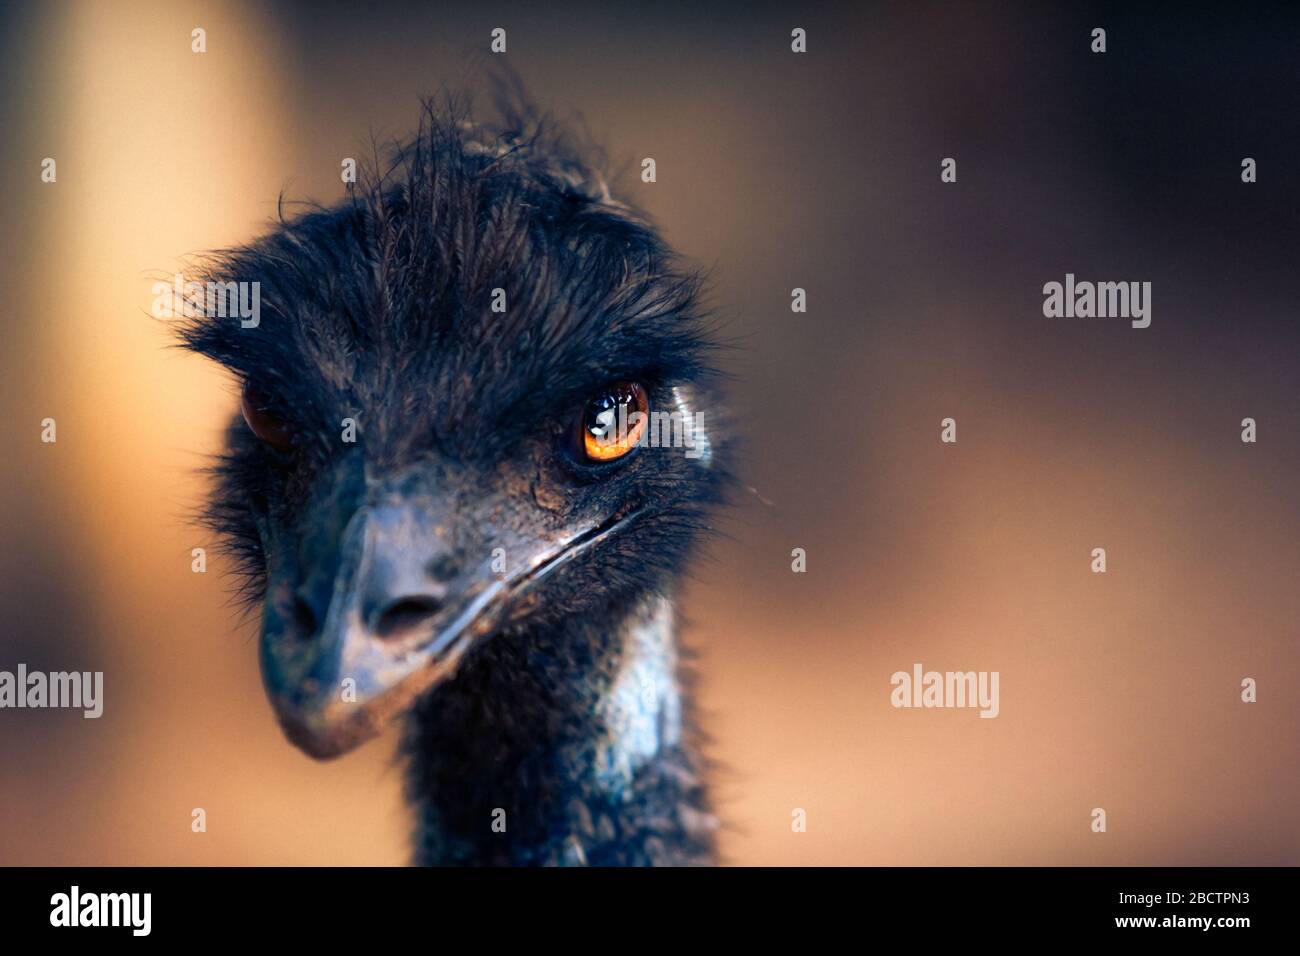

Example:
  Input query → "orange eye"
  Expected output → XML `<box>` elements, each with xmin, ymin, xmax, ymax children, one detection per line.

<box><xmin>580</xmin><ymin>382</ymin><xmax>649</xmax><ymax>463</ymax></box>
<box><xmin>241</xmin><ymin>382</ymin><xmax>293</xmax><ymax>450</ymax></box>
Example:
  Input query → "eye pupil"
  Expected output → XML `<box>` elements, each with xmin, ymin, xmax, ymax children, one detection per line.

<box><xmin>580</xmin><ymin>382</ymin><xmax>648</xmax><ymax>463</ymax></box>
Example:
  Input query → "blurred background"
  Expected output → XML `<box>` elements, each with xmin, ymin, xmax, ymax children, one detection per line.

<box><xmin>2</xmin><ymin>1</ymin><xmax>1297</xmax><ymax>865</ymax></box>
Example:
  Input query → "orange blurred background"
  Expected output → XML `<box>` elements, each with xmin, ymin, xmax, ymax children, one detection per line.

<box><xmin>2</xmin><ymin>1</ymin><xmax>1297</xmax><ymax>865</ymax></box>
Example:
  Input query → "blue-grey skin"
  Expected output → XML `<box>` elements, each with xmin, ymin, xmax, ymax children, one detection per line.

<box><xmin>179</xmin><ymin>97</ymin><xmax>729</xmax><ymax>865</ymax></box>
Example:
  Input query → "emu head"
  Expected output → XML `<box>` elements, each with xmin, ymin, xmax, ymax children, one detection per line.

<box><xmin>179</xmin><ymin>105</ymin><xmax>724</xmax><ymax>759</ymax></box>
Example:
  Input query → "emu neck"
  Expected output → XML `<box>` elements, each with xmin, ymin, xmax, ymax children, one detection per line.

<box><xmin>404</xmin><ymin>595</ymin><xmax>716</xmax><ymax>866</ymax></box>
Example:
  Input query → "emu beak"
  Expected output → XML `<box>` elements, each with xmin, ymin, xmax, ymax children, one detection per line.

<box><xmin>258</xmin><ymin>474</ymin><xmax>634</xmax><ymax>760</ymax></box>
<box><xmin>260</xmin><ymin>497</ymin><xmax>515</xmax><ymax>759</ymax></box>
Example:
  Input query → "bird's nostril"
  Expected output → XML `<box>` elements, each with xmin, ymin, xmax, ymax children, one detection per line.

<box><xmin>291</xmin><ymin>596</ymin><xmax>318</xmax><ymax>639</ymax></box>
<box><xmin>373</xmin><ymin>596</ymin><xmax>444</xmax><ymax>639</ymax></box>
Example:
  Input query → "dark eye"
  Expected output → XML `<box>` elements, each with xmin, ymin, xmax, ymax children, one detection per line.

<box><xmin>241</xmin><ymin>382</ymin><xmax>293</xmax><ymax>450</ymax></box>
<box><xmin>575</xmin><ymin>381</ymin><xmax>649</xmax><ymax>464</ymax></box>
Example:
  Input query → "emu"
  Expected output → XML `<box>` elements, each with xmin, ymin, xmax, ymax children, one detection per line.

<box><xmin>178</xmin><ymin>99</ymin><xmax>728</xmax><ymax>866</ymax></box>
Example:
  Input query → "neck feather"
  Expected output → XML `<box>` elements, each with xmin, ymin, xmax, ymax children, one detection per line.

<box><xmin>404</xmin><ymin>594</ymin><xmax>716</xmax><ymax>865</ymax></box>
